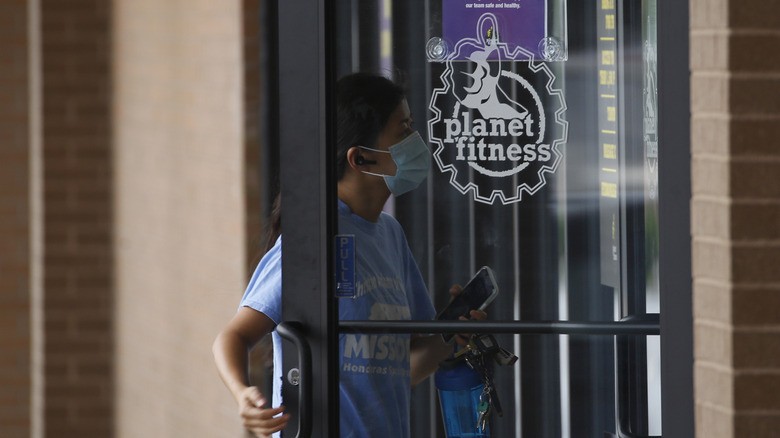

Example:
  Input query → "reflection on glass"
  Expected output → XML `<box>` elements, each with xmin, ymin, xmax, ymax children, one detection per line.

<box><xmin>334</xmin><ymin>0</ymin><xmax>661</xmax><ymax>436</ymax></box>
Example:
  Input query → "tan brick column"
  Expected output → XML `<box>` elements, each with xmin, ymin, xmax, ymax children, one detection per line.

<box><xmin>112</xmin><ymin>1</ymin><xmax>246</xmax><ymax>436</ymax></box>
<box><xmin>692</xmin><ymin>0</ymin><xmax>780</xmax><ymax>437</ymax></box>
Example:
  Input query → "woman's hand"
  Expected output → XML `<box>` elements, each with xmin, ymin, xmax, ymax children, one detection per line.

<box><xmin>448</xmin><ymin>285</ymin><xmax>488</xmax><ymax>346</ymax></box>
<box><xmin>409</xmin><ymin>285</ymin><xmax>490</xmax><ymax>384</ymax></box>
<box><xmin>237</xmin><ymin>386</ymin><xmax>290</xmax><ymax>438</ymax></box>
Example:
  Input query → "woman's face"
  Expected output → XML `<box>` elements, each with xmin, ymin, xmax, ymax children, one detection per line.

<box><xmin>367</xmin><ymin>98</ymin><xmax>414</xmax><ymax>177</ymax></box>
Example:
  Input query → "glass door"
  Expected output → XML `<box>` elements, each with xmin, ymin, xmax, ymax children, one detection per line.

<box><xmin>274</xmin><ymin>1</ymin><xmax>692</xmax><ymax>437</ymax></box>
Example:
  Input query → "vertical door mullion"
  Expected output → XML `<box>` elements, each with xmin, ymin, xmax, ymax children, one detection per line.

<box><xmin>657</xmin><ymin>0</ymin><xmax>694</xmax><ymax>436</ymax></box>
<box><xmin>278</xmin><ymin>1</ymin><xmax>337</xmax><ymax>437</ymax></box>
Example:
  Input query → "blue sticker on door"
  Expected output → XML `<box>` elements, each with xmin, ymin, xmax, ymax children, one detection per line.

<box><xmin>335</xmin><ymin>234</ymin><xmax>356</xmax><ymax>298</ymax></box>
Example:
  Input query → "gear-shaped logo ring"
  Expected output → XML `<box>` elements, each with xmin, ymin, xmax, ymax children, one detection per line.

<box><xmin>428</xmin><ymin>13</ymin><xmax>568</xmax><ymax>205</ymax></box>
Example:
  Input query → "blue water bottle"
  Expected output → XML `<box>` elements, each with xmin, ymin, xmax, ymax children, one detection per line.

<box><xmin>435</xmin><ymin>362</ymin><xmax>490</xmax><ymax>438</ymax></box>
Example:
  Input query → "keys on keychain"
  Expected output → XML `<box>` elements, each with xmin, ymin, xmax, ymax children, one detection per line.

<box><xmin>477</xmin><ymin>389</ymin><xmax>491</xmax><ymax>432</ymax></box>
<box><xmin>467</xmin><ymin>353</ymin><xmax>494</xmax><ymax>431</ymax></box>
<box><xmin>466</xmin><ymin>354</ymin><xmax>504</xmax><ymax>419</ymax></box>
<box><xmin>494</xmin><ymin>345</ymin><xmax>519</xmax><ymax>366</ymax></box>
<box><xmin>467</xmin><ymin>353</ymin><xmax>503</xmax><ymax>434</ymax></box>
<box><xmin>454</xmin><ymin>333</ymin><xmax>500</xmax><ymax>359</ymax></box>
<box><xmin>455</xmin><ymin>333</ymin><xmax>519</xmax><ymax>367</ymax></box>
<box><xmin>439</xmin><ymin>332</ymin><xmax>518</xmax><ymax>432</ymax></box>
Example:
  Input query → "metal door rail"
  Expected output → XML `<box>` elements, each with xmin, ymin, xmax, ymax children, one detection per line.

<box><xmin>339</xmin><ymin>317</ymin><xmax>660</xmax><ymax>336</ymax></box>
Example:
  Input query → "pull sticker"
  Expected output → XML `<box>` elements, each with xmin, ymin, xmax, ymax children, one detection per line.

<box><xmin>335</xmin><ymin>235</ymin><xmax>356</xmax><ymax>298</ymax></box>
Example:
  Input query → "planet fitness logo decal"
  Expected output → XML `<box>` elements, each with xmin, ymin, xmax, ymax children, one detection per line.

<box><xmin>428</xmin><ymin>13</ymin><xmax>568</xmax><ymax>204</ymax></box>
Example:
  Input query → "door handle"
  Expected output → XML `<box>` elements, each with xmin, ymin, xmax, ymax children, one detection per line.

<box><xmin>277</xmin><ymin>321</ymin><xmax>312</xmax><ymax>438</ymax></box>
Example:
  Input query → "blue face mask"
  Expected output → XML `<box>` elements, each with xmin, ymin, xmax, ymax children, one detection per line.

<box><xmin>360</xmin><ymin>131</ymin><xmax>431</xmax><ymax>196</ymax></box>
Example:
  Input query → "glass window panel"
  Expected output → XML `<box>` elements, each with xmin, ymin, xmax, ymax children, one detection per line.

<box><xmin>332</xmin><ymin>1</ymin><xmax>660</xmax><ymax>436</ymax></box>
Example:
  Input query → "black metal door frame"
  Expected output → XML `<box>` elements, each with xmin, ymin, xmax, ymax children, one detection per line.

<box><xmin>275</xmin><ymin>1</ymin><xmax>693</xmax><ymax>437</ymax></box>
<box><xmin>656</xmin><ymin>0</ymin><xmax>694</xmax><ymax>436</ymax></box>
<box><xmin>277</xmin><ymin>0</ymin><xmax>339</xmax><ymax>436</ymax></box>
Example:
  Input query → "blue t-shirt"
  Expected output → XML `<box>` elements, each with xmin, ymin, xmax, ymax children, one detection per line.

<box><xmin>239</xmin><ymin>199</ymin><xmax>436</xmax><ymax>438</ymax></box>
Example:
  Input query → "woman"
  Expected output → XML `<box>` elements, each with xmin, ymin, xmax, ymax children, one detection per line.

<box><xmin>212</xmin><ymin>72</ymin><xmax>484</xmax><ymax>438</ymax></box>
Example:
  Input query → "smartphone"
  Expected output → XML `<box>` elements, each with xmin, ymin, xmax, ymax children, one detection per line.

<box><xmin>436</xmin><ymin>266</ymin><xmax>499</xmax><ymax>342</ymax></box>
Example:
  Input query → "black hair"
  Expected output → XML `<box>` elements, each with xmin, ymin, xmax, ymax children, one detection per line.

<box><xmin>264</xmin><ymin>191</ymin><xmax>282</xmax><ymax>254</ymax></box>
<box><xmin>262</xmin><ymin>73</ymin><xmax>405</xmax><ymax>255</ymax></box>
<box><xmin>335</xmin><ymin>72</ymin><xmax>406</xmax><ymax>180</ymax></box>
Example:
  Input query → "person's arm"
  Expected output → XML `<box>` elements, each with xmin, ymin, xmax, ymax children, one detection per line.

<box><xmin>409</xmin><ymin>333</ymin><xmax>454</xmax><ymax>386</ymax></box>
<box><xmin>410</xmin><ymin>285</ymin><xmax>488</xmax><ymax>386</ymax></box>
<box><xmin>409</xmin><ymin>309</ymin><xmax>488</xmax><ymax>386</ymax></box>
<box><xmin>212</xmin><ymin>307</ymin><xmax>290</xmax><ymax>437</ymax></box>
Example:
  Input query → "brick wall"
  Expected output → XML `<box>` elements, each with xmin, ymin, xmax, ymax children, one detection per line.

<box><xmin>1</xmin><ymin>1</ymin><xmax>116</xmax><ymax>436</ymax></box>
<box><xmin>39</xmin><ymin>0</ymin><xmax>114</xmax><ymax>436</ymax></box>
<box><xmin>691</xmin><ymin>0</ymin><xmax>780</xmax><ymax>437</ymax></box>
<box><xmin>112</xmin><ymin>1</ymin><xmax>246</xmax><ymax>437</ymax></box>
<box><xmin>0</xmin><ymin>1</ymin><xmax>262</xmax><ymax>436</ymax></box>
<box><xmin>244</xmin><ymin>0</ymin><xmax>262</xmax><ymax>266</ymax></box>
<box><xmin>727</xmin><ymin>0</ymin><xmax>780</xmax><ymax>430</ymax></box>
<box><xmin>0</xmin><ymin>1</ymin><xmax>31</xmax><ymax>437</ymax></box>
